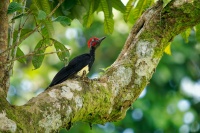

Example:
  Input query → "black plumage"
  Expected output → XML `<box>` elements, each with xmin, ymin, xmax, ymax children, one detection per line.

<box><xmin>47</xmin><ymin>36</ymin><xmax>106</xmax><ymax>89</ymax></box>
<box><xmin>48</xmin><ymin>54</ymin><xmax>92</xmax><ymax>87</ymax></box>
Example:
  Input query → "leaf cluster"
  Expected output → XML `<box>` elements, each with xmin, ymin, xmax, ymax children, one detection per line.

<box><xmin>7</xmin><ymin>0</ymin><xmax>156</xmax><ymax>69</ymax></box>
<box><xmin>9</xmin><ymin>0</ymin><xmax>200</xmax><ymax>69</ymax></box>
<box><xmin>7</xmin><ymin>0</ymin><xmax>71</xmax><ymax>69</ymax></box>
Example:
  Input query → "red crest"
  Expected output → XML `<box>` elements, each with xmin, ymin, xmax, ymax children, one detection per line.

<box><xmin>87</xmin><ymin>37</ymin><xmax>99</xmax><ymax>48</ymax></box>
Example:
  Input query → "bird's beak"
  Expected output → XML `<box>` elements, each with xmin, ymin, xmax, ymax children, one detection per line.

<box><xmin>98</xmin><ymin>36</ymin><xmax>106</xmax><ymax>43</ymax></box>
<box><xmin>94</xmin><ymin>36</ymin><xmax>106</xmax><ymax>48</ymax></box>
<box><xmin>96</xmin><ymin>36</ymin><xmax>106</xmax><ymax>47</ymax></box>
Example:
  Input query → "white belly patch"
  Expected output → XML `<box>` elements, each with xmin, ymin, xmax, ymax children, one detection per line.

<box><xmin>77</xmin><ymin>66</ymin><xmax>89</xmax><ymax>76</ymax></box>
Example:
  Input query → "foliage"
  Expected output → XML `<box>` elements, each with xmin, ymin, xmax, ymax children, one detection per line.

<box><xmin>16</xmin><ymin>47</ymin><xmax>26</xmax><ymax>63</ymax></box>
<box><xmin>163</xmin><ymin>0</ymin><xmax>172</xmax><ymax>7</ymax></box>
<box><xmin>7</xmin><ymin>0</ymin><xmax>157</xmax><ymax>69</ymax></box>
<box><xmin>7</xmin><ymin>0</ymin><xmax>180</xmax><ymax>70</ymax></box>
<box><xmin>164</xmin><ymin>42</ymin><xmax>171</xmax><ymax>55</ymax></box>
<box><xmin>181</xmin><ymin>28</ymin><xmax>192</xmax><ymax>43</ymax></box>
<box><xmin>195</xmin><ymin>24</ymin><xmax>200</xmax><ymax>42</ymax></box>
<box><xmin>52</xmin><ymin>38</ymin><xmax>70</xmax><ymax>63</ymax></box>
<box><xmin>128</xmin><ymin>0</ymin><xmax>154</xmax><ymax>24</ymax></box>
<box><xmin>54</xmin><ymin>16</ymin><xmax>71</xmax><ymax>26</ymax></box>
<box><xmin>7</xmin><ymin>2</ymin><xmax>23</xmax><ymax>14</ymax></box>
<box><xmin>32</xmin><ymin>39</ymin><xmax>48</xmax><ymax>69</ymax></box>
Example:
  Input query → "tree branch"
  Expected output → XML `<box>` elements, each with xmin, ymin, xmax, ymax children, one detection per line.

<box><xmin>47</xmin><ymin>0</ymin><xmax>64</xmax><ymax>18</ymax></box>
<box><xmin>4</xmin><ymin>50</ymin><xmax>69</xmax><ymax>64</ymax></box>
<box><xmin>1</xmin><ymin>0</ymin><xmax>200</xmax><ymax>132</ymax></box>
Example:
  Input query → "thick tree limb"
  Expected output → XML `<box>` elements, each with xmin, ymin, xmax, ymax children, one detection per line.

<box><xmin>0</xmin><ymin>0</ymin><xmax>9</xmax><ymax>93</ymax></box>
<box><xmin>1</xmin><ymin>0</ymin><xmax>200</xmax><ymax>132</ymax></box>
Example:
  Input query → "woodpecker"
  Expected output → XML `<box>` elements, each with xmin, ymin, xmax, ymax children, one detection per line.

<box><xmin>47</xmin><ymin>36</ymin><xmax>106</xmax><ymax>88</ymax></box>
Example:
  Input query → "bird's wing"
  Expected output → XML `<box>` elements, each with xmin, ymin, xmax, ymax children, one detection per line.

<box><xmin>48</xmin><ymin>54</ymin><xmax>91</xmax><ymax>87</ymax></box>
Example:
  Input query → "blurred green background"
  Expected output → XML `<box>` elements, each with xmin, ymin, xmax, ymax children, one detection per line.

<box><xmin>7</xmin><ymin>6</ymin><xmax>200</xmax><ymax>133</ymax></box>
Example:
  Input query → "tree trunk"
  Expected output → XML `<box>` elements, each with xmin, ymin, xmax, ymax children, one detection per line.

<box><xmin>1</xmin><ymin>0</ymin><xmax>200</xmax><ymax>132</ymax></box>
<box><xmin>0</xmin><ymin>0</ymin><xmax>9</xmax><ymax>94</ymax></box>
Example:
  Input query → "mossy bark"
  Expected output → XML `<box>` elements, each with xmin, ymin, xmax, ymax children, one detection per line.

<box><xmin>1</xmin><ymin>0</ymin><xmax>200</xmax><ymax>132</ymax></box>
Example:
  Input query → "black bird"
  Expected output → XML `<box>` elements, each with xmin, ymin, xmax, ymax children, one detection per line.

<box><xmin>47</xmin><ymin>36</ymin><xmax>106</xmax><ymax>89</ymax></box>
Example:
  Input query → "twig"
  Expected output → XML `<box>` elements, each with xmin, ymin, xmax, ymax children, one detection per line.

<box><xmin>47</xmin><ymin>0</ymin><xmax>64</xmax><ymax>18</ymax></box>
<box><xmin>0</xmin><ymin>41</ymin><xmax>52</xmax><ymax>66</ymax></box>
<box><xmin>21</xmin><ymin>11</ymin><xmax>31</xmax><ymax>29</ymax></box>
<box><xmin>33</xmin><ymin>15</ymin><xmax>43</xmax><ymax>37</ymax></box>
<box><xmin>0</xmin><ymin>27</ymin><xmax>38</xmax><ymax>55</ymax></box>
<box><xmin>9</xmin><ymin>0</ymin><xmax>27</xmax><ymax>75</ymax></box>
<box><xmin>8</xmin><ymin>19</ymin><xmax>15</xmax><ymax>47</ymax></box>
<box><xmin>8</xmin><ymin>13</ymin><xmax>16</xmax><ymax>60</ymax></box>
<box><xmin>4</xmin><ymin>50</ymin><xmax>69</xmax><ymax>64</ymax></box>
<box><xmin>14</xmin><ymin>0</ymin><xmax>27</xmax><ymax>51</ymax></box>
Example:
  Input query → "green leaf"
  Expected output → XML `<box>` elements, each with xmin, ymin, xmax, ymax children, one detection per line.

<box><xmin>100</xmin><ymin>0</ymin><xmax>114</xmax><ymax>34</ymax></box>
<box><xmin>129</xmin><ymin>8</ymin><xmax>140</xmax><ymax>24</ymax></box>
<box><xmin>13</xmin><ymin>29</ymin><xmax>33</xmax><ymax>43</ymax></box>
<box><xmin>62</xmin><ymin>0</ymin><xmax>78</xmax><ymax>10</ymax></box>
<box><xmin>32</xmin><ymin>0</ymin><xmax>51</xmax><ymax>15</ymax></box>
<box><xmin>40</xmin><ymin>0</ymin><xmax>51</xmax><ymax>15</ymax></box>
<box><xmin>79</xmin><ymin>0</ymin><xmax>90</xmax><ymax>10</ymax></box>
<box><xmin>7</xmin><ymin>2</ymin><xmax>23</xmax><ymax>14</ymax></box>
<box><xmin>181</xmin><ymin>28</ymin><xmax>191</xmax><ymax>43</ymax></box>
<box><xmin>100</xmin><ymin>0</ymin><xmax>112</xmax><ymax>17</ymax></box>
<box><xmin>104</xmin><ymin>17</ymin><xmax>114</xmax><ymax>34</ymax></box>
<box><xmin>43</xmin><ymin>20</ymin><xmax>54</xmax><ymax>38</ymax></box>
<box><xmin>124</xmin><ymin>0</ymin><xmax>136</xmax><ymax>22</ymax></box>
<box><xmin>16</xmin><ymin>47</ymin><xmax>26</xmax><ymax>64</ymax></box>
<box><xmin>71</xmin><ymin>5</ymin><xmax>86</xmax><ymax>20</ymax></box>
<box><xmin>83</xmin><ymin>14</ymin><xmax>94</xmax><ymax>28</ymax></box>
<box><xmin>129</xmin><ymin>0</ymin><xmax>154</xmax><ymax>24</ymax></box>
<box><xmin>38</xmin><ymin>10</ymin><xmax>46</xmax><ymax>20</ymax></box>
<box><xmin>32</xmin><ymin>39</ymin><xmax>47</xmax><ymax>69</ymax></box>
<box><xmin>51</xmin><ymin>39</ymin><xmax>70</xmax><ymax>63</ymax></box>
<box><xmin>195</xmin><ymin>24</ymin><xmax>200</xmax><ymax>42</ymax></box>
<box><xmin>54</xmin><ymin>16</ymin><xmax>71</xmax><ymax>27</ymax></box>
<box><xmin>30</xmin><ymin>4</ymin><xmax>39</xmax><ymax>16</ymax></box>
<box><xmin>32</xmin><ymin>0</ymin><xmax>42</xmax><ymax>10</ymax></box>
<box><xmin>93</xmin><ymin>0</ymin><xmax>101</xmax><ymax>12</ymax></box>
<box><xmin>111</xmin><ymin>0</ymin><xmax>125</xmax><ymax>13</ymax></box>
<box><xmin>83</xmin><ymin>0</ymin><xmax>95</xmax><ymax>28</ymax></box>
<box><xmin>163</xmin><ymin>0</ymin><xmax>172</xmax><ymax>7</ymax></box>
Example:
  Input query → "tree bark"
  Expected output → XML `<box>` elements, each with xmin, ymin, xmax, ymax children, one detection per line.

<box><xmin>1</xmin><ymin>0</ymin><xmax>200</xmax><ymax>132</ymax></box>
<box><xmin>0</xmin><ymin>0</ymin><xmax>9</xmax><ymax>94</ymax></box>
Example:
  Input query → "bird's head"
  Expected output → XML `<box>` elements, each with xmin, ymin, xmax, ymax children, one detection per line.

<box><xmin>87</xmin><ymin>36</ymin><xmax>106</xmax><ymax>48</ymax></box>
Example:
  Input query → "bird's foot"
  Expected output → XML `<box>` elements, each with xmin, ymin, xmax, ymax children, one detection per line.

<box><xmin>91</xmin><ymin>78</ymin><xmax>100</xmax><ymax>81</ymax></box>
<box><xmin>82</xmin><ymin>76</ymin><xmax>90</xmax><ymax>83</ymax></box>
